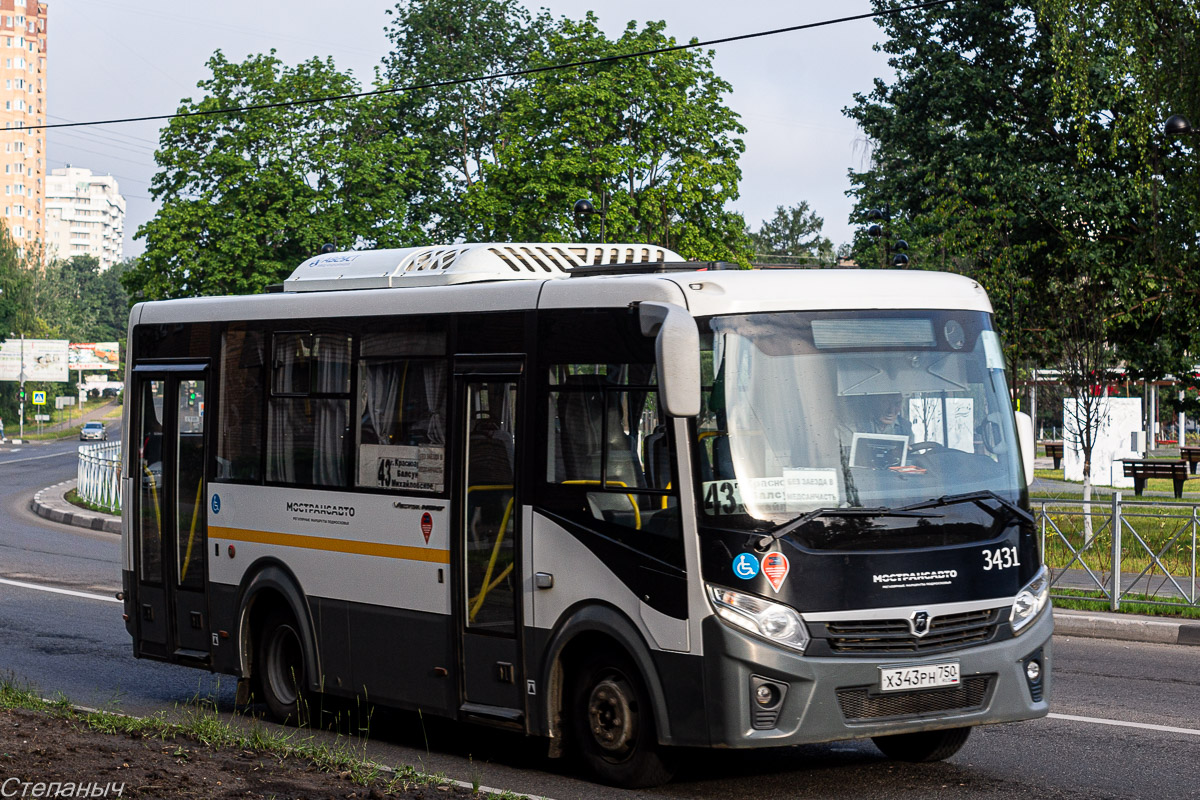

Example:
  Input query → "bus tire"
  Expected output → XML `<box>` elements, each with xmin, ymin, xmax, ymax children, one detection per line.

<box><xmin>871</xmin><ymin>726</ymin><xmax>972</xmax><ymax>762</ymax></box>
<box><xmin>570</xmin><ymin>650</ymin><xmax>674</xmax><ymax>788</ymax></box>
<box><xmin>257</xmin><ymin>607</ymin><xmax>311</xmax><ymax>725</ymax></box>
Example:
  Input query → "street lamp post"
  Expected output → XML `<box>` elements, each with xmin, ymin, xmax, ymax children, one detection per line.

<box><xmin>1164</xmin><ymin>113</ymin><xmax>1195</xmax><ymax>444</ymax></box>
<box><xmin>1164</xmin><ymin>114</ymin><xmax>1194</xmax><ymax>137</ymax></box>
<box><xmin>573</xmin><ymin>194</ymin><xmax>608</xmax><ymax>244</ymax></box>
<box><xmin>18</xmin><ymin>332</ymin><xmax>24</xmax><ymax>440</ymax></box>
<box><xmin>865</xmin><ymin>205</ymin><xmax>910</xmax><ymax>268</ymax></box>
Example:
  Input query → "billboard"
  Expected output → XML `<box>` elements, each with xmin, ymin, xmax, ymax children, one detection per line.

<box><xmin>0</xmin><ymin>338</ymin><xmax>69</xmax><ymax>382</ymax></box>
<box><xmin>68</xmin><ymin>342</ymin><xmax>121</xmax><ymax>371</ymax></box>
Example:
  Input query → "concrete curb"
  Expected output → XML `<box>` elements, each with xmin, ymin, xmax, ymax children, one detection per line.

<box><xmin>1052</xmin><ymin>609</ymin><xmax>1200</xmax><ymax>647</ymax></box>
<box><xmin>31</xmin><ymin>479</ymin><xmax>121</xmax><ymax>534</ymax></box>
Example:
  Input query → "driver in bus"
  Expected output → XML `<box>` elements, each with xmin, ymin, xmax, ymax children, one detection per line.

<box><xmin>863</xmin><ymin>393</ymin><xmax>912</xmax><ymax>439</ymax></box>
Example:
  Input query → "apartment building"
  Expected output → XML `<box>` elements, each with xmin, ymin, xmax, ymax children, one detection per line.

<box><xmin>45</xmin><ymin>166</ymin><xmax>125</xmax><ymax>270</ymax></box>
<box><xmin>0</xmin><ymin>0</ymin><xmax>46</xmax><ymax>249</ymax></box>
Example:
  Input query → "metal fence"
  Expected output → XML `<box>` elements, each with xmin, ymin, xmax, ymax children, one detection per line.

<box><xmin>1036</xmin><ymin>494</ymin><xmax>1199</xmax><ymax>612</ymax></box>
<box><xmin>77</xmin><ymin>442</ymin><xmax>121</xmax><ymax>514</ymax></box>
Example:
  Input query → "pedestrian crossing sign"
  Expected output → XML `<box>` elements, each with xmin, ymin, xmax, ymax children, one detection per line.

<box><xmin>32</xmin><ymin>390</ymin><xmax>46</xmax><ymax>405</ymax></box>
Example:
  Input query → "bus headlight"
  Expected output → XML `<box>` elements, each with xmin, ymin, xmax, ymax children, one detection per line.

<box><xmin>1010</xmin><ymin>567</ymin><xmax>1050</xmax><ymax>635</ymax></box>
<box><xmin>707</xmin><ymin>584</ymin><xmax>810</xmax><ymax>653</ymax></box>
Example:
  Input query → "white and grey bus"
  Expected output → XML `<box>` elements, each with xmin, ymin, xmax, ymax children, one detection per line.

<box><xmin>121</xmin><ymin>243</ymin><xmax>1051</xmax><ymax>787</ymax></box>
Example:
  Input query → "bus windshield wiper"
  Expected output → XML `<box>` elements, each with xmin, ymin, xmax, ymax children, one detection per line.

<box><xmin>893</xmin><ymin>490</ymin><xmax>1034</xmax><ymax>525</ymax></box>
<box><xmin>755</xmin><ymin>506</ymin><xmax>942</xmax><ymax>551</ymax></box>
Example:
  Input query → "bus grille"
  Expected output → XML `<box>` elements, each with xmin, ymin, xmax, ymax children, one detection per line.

<box><xmin>837</xmin><ymin>676</ymin><xmax>992</xmax><ymax>722</ymax></box>
<box><xmin>824</xmin><ymin>609</ymin><xmax>1000</xmax><ymax>655</ymax></box>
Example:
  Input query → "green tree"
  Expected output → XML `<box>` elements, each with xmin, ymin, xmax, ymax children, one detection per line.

<box><xmin>126</xmin><ymin>51</ymin><xmax>428</xmax><ymax>300</ymax></box>
<box><xmin>0</xmin><ymin>232</ymin><xmax>50</xmax><ymax>422</ymax></box>
<box><xmin>750</xmin><ymin>202</ymin><xmax>835</xmax><ymax>265</ymax></box>
<box><xmin>1036</xmin><ymin>0</ymin><xmax>1200</xmax><ymax>380</ymax></box>
<box><xmin>467</xmin><ymin>14</ymin><xmax>751</xmax><ymax>261</ymax></box>
<box><xmin>381</xmin><ymin>0</ymin><xmax>553</xmax><ymax>242</ymax></box>
<box><xmin>844</xmin><ymin>0</ymin><xmax>1148</xmax><ymax>376</ymax></box>
<box><xmin>52</xmin><ymin>256</ymin><xmax>131</xmax><ymax>343</ymax></box>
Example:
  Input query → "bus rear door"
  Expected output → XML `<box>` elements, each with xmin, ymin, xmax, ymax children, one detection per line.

<box><xmin>130</xmin><ymin>365</ymin><xmax>211</xmax><ymax>661</ymax></box>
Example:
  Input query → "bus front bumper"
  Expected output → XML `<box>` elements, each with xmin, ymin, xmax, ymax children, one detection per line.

<box><xmin>697</xmin><ymin>607</ymin><xmax>1052</xmax><ymax>748</ymax></box>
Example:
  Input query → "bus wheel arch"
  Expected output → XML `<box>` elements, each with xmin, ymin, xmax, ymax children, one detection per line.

<box><xmin>236</xmin><ymin>561</ymin><xmax>321</xmax><ymax>720</ymax></box>
<box><xmin>542</xmin><ymin>605</ymin><xmax>675</xmax><ymax>787</ymax></box>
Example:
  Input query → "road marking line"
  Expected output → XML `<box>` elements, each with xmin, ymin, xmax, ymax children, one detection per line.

<box><xmin>0</xmin><ymin>576</ymin><xmax>121</xmax><ymax>604</ymax></box>
<box><xmin>1049</xmin><ymin>712</ymin><xmax>1200</xmax><ymax>736</ymax></box>
<box><xmin>0</xmin><ymin>450</ymin><xmax>78</xmax><ymax>465</ymax></box>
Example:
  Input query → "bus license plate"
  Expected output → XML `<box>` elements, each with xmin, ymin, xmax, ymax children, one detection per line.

<box><xmin>879</xmin><ymin>662</ymin><xmax>960</xmax><ymax>693</ymax></box>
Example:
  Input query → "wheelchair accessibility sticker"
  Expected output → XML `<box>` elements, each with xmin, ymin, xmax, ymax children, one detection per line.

<box><xmin>733</xmin><ymin>552</ymin><xmax>760</xmax><ymax>580</ymax></box>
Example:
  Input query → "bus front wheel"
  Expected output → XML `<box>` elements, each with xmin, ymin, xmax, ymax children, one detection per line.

<box><xmin>872</xmin><ymin>726</ymin><xmax>972</xmax><ymax>762</ymax></box>
<box><xmin>257</xmin><ymin>608</ymin><xmax>310</xmax><ymax>725</ymax></box>
<box><xmin>570</xmin><ymin>651</ymin><xmax>673</xmax><ymax>788</ymax></box>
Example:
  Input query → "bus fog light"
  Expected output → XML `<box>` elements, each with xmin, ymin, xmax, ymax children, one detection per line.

<box><xmin>707</xmin><ymin>584</ymin><xmax>809</xmax><ymax>652</ymax></box>
<box><xmin>1010</xmin><ymin>567</ymin><xmax>1049</xmax><ymax>634</ymax></box>
<box><xmin>1025</xmin><ymin>659</ymin><xmax>1041</xmax><ymax>682</ymax></box>
<box><xmin>755</xmin><ymin>683</ymin><xmax>779</xmax><ymax>707</ymax></box>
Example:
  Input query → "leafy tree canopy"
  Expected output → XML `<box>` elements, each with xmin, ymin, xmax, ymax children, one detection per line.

<box><xmin>845</xmin><ymin>0</ymin><xmax>1195</xmax><ymax>384</ymax></box>
<box><xmin>126</xmin><ymin>50</ymin><xmax>429</xmax><ymax>300</ymax></box>
<box><xmin>749</xmin><ymin>202</ymin><xmax>835</xmax><ymax>265</ymax></box>
<box><xmin>466</xmin><ymin>14</ymin><xmax>751</xmax><ymax>261</ymax></box>
<box><xmin>382</xmin><ymin>0</ymin><xmax>553</xmax><ymax>243</ymax></box>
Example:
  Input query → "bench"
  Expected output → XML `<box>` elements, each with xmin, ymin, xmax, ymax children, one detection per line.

<box><xmin>1121</xmin><ymin>459</ymin><xmax>1190</xmax><ymax>499</ymax></box>
<box><xmin>1042</xmin><ymin>441</ymin><xmax>1064</xmax><ymax>470</ymax></box>
<box><xmin>1180</xmin><ymin>446</ymin><xmax>1200</xmax><ymax>475</ymax></box>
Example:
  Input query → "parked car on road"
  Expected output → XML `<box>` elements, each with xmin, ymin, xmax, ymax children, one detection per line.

<box><xmin>80</xmin><ymin>421</ymin><xmax>107</xmax><ymax>441</ymax></box>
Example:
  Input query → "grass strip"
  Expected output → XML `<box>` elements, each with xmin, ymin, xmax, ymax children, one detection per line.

<box><xmin>0</xmin><ymin>677</ymin><xmax>528</xmax><ymax>799</ymax></box>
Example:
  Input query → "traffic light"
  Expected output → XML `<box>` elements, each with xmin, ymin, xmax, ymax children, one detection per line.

<box><xmin>18</xmin><ymin>390</ymin><xmax>24</xmax><ymax>401</ymax></box>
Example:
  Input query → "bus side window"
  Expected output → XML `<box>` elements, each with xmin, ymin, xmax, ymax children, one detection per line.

<box><xmin>355</xmin><ymin>327</ymin><xmax>448</xmax><ymax>493</ymax></box>
<box><xmin>544</xmin><ymin>364</ymin><xmax>681</xmax><ymax>565</ymax></box>
<box><xmin>218</xmin><ymin>325</ymin><xmax>265</xmax><ymax>482</ymax></box>
<box><xmin>266</xmin><ymin>330</ymin><xmax>353</xmax><ymax>487</ymax></box>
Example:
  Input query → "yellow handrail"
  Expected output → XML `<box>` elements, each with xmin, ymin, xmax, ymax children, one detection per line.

<box><xmin>468</xmin><ymin>488</ymin><xmax>515</xmax><ymax>622</ymax></box>
<box><xmin>179</xmin><ymin>478</ymin><xmax>204</xmax><ymax>582</ymax></box>
<box><xmin>142</xmin><ymin>463</ymin><xmax>162</xmax><ymax>536</ymax></box>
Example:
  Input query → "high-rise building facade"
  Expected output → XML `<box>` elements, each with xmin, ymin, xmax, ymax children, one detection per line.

<box><xmin>0</xmin><ymin>0</ymin><xmax>45</xmax><ymax>249</ymax></box>
<box><xmin>45</xmin><ymin>167</ymin><xmax>125</xmax><ymax>269</ymax></box>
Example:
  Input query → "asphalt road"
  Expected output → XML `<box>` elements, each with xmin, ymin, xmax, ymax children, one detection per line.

<box><xmin>0</xmin><ymin>439</ymin><xmax>1197</xmax><ymax>799</ymax></box>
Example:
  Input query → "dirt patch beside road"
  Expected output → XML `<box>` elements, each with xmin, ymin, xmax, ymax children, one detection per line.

<box><xmin>0</xmin><ymin>707</ymin><xmax>508</xmax><ymax>799</ymax></box>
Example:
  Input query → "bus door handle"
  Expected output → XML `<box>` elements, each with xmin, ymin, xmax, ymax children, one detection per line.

<box><xmin>535</xmin><ymin>572</ymin><xmax>554</xmax><ymax>590</ymax></box>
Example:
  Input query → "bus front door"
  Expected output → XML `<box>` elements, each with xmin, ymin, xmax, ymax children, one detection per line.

<box><xmin>131</xmin><ymin>368</ymin><xmax>210</xmax><ymax>661</ymax></box>
<box><xmin>458</xmin><ymin>374</ymin><xmax>524</xmax><ymax>722</ymax></box>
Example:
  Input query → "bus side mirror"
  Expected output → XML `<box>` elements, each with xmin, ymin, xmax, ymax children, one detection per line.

<box><xmin>639</xmin><ymin>301</ymin><xmax>701</xmax><ymax>417</ymax></box>
<box><xmin>1014</xmin><ymin>411</ymin><xmax>1035</xmax><ymax>486</ymax></box>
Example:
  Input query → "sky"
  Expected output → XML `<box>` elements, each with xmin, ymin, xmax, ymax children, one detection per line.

<box><xmin>45</xmin><ymin>0</ymin><xmax>893</xmax><ymax>260</ymax></box>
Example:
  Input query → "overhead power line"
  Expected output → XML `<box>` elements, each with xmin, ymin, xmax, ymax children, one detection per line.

<box><xmin>21</xmin><ymin>0</ymin><xmax>956</xmax><ymax>134</ymax></box>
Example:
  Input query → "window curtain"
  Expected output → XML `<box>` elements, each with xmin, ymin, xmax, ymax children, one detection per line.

<box><xmin>313</xmin><ymin>335</ymin><xmax>350</xmax><ymax>485</ymax></box>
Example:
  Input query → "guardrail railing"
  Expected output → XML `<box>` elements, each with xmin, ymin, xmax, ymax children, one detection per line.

<box><xmin>77</xmin><ymin>442</ymin><xmax>121</xmax><ymax>514</ymax></box>
<box><xmin>1036</xmin><ymin>494</ymin><xmax>1199</xmax><ymax>612</ymax></box>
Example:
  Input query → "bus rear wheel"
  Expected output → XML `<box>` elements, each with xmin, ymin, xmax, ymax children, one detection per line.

<box><xmin>872</xmin><ymin>726</ymin><xmax>972</xmax><ymax>762</ymax></box>
<box><xmin>257</xmin><ymin>608</ymin><xmax>310</xmax><ymax>725</ymax></box>
<box><xmin>570</xmin><ymin>651</ymin><xmax>673</xmax><ymax>788</ymax></box>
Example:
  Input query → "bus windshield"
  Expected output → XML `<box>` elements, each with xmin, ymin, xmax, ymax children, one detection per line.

<box><xmin>697</xmin><ymin>309</ymin><xmax>1024</xmax><ymax>530</ymax></box>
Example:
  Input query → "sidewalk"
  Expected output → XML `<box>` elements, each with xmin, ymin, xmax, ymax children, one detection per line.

<box><xmin>30</xmin><ymin>482</ymin><xmax>1199</xmax><ymax>647</ymax></box>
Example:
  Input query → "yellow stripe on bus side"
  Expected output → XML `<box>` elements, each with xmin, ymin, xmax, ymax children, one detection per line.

<box><xmin>209</xmin><ymin>526</ymin><xmax>451</xmax><ymax>564</ymax></box>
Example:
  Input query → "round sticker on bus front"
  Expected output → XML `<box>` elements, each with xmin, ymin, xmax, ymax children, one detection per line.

<box><xmin>732</xmin><ymin>552</ymin><xmax>760</xmax><ymax>580</ymax></box>
<box><xmin>421</xmin><ymin>512</ymin><xmax>433</xmax><ymax>544</ymax></box>
<box><xmin>762</xmin><ymin>552</ymin><xmax>790</xmax><ymax>593</ymax></box>
<box><xmin>211</xmin><ymin>494</ymin><xmax>221</xmax><ymax>515</ymax></box>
